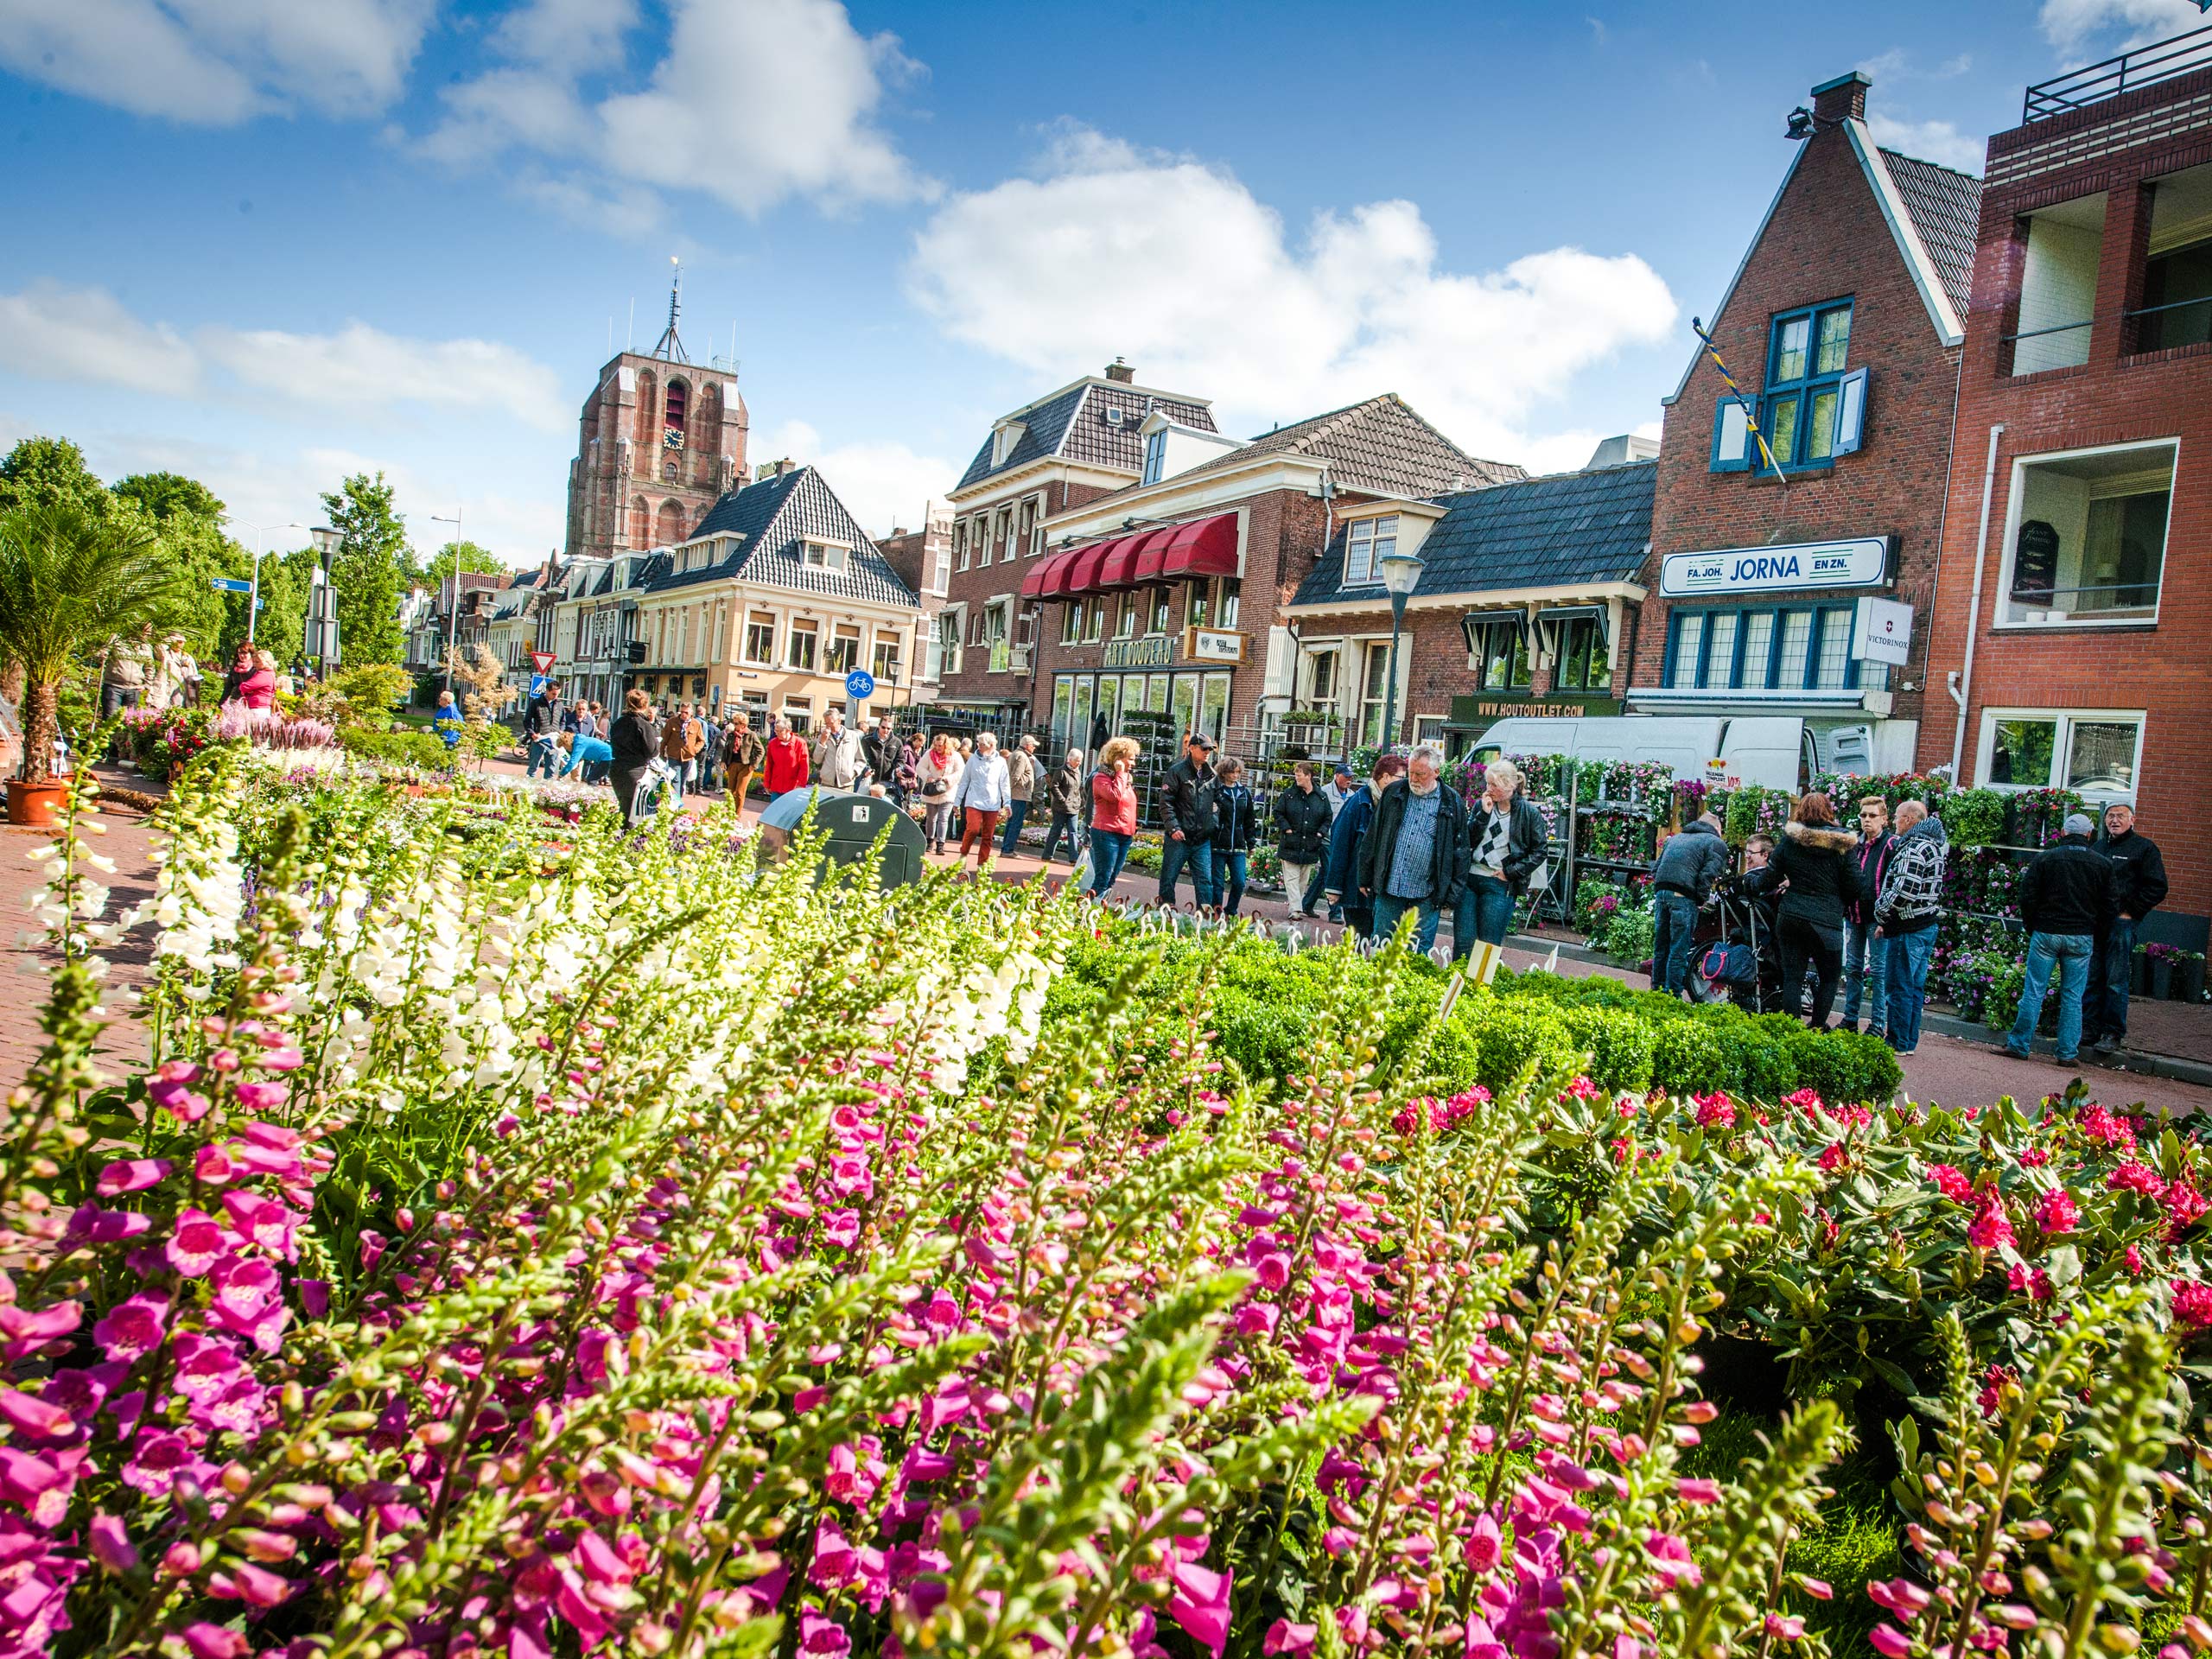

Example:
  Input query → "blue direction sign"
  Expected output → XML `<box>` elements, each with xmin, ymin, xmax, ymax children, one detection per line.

<box><xmin>210</xmin><ymin>577</ymin><xmax>254</xmax><ymax>594</ymax></box>
<box><xmin>843</xmin><ymin>669</ymin><xmax>875</xmax><ymax>700</ymax></box>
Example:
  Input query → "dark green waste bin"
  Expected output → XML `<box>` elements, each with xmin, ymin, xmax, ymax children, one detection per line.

<box><xmin>753</xmin><ymin>788</ymin><xmax>925</xmax><ymax>889</ymax></box>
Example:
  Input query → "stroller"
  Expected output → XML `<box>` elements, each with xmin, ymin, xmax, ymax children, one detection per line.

<box><xmin>1689</xmin><ymin>874</ymin><xmax>1783</xmax><ymax>1014</ymax></box>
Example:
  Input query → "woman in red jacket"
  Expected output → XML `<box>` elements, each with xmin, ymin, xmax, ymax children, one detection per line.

<box><xmin>1084</xmin><ymin>735</ymin><xmax>1140</xmax><ymax>898</ymax></box>
<box><xmin>763</xmin><ymin>716</ymin><xmax>810</xmax><ymax>796</ymax></box>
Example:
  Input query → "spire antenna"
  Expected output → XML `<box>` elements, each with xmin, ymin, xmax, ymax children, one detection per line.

<box><xmin>652</xmin><ymin>256</ymin><xmax>689</xmax><ymax>363</ymax></box>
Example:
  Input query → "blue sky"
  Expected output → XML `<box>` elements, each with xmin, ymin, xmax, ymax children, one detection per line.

<box><xmin>0</xmin><ymin>0</ymin><xmax>2201</xmax><ymax>563</ymax></box>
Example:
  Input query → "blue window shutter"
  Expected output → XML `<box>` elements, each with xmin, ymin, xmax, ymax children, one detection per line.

<box><xmin>1832</xmin><ymin>367</ymin><xmax>1870</xmax><ymax>455</ymax></box>
<box><xmin>1710</xmin><ymin>397</ymin><xmax>1752</xmax><ymax>472</ymax></box>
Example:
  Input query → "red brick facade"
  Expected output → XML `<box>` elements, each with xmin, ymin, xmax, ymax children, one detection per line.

<box><xmin>564</xmin><ymin>352</ymin><xmax>748</xmax><ymax>563</ymax></box>
<box><xmin>1640</xmin><ymin>76</ymin><xmax>1968</xmax><ymax>772</ymax></box>
<box><xmin>1916</xmin><ymin>65</ymin><xmax>2212</xmax><ymax>930</ymax></box>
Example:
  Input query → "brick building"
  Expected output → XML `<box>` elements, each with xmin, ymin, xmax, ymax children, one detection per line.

<box><xmin>1285</xmin><ymin>451</ymin><xmax>1653</xmax><ymax>752</ymax></box>
<box><xmin>1918</xmin><ymin>27</ymin><xmax>2212</xmax><ymax>939</ymax></box>
<box><xmin>1637</xmin><ymin>70</ymin><xmax>1981</xmax><ymax>780</ymax></box>
<box><xmin>1020</xmin><ymin>394</ymin><xmax>1522</xmax><ymax>758</ymax></box>
<box><xmin>874</xmin><ymin>503</ymin><xmax>952</xmax><ymax>704</ymax></box>
<box><xmin>563</xmin><ymin>272</ymin><xmax>748</xmax><ymax>563</ymax></box>
<box><xmin>932</xmin><ymin>361</ymin><xmax>1219</xmax><ymax>734</ymax></box>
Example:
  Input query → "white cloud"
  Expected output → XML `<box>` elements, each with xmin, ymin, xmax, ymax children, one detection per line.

<box><xmin>1866</xmin><ymin>114</ymin><xmax>1986</xmax><ymax>173</ymax></box>
<box><xmin>0</xmin><ymin>0</ymin><xmax>433</xmax><ymax>124</ymax></box>
<box><xmin>764</xmin><ymin>419</ymin><xmax>955</xmax><ymax>540</ymax></box>
<box><xmin>2041</xmin><ymin>0</ymin><xmax>2203</xmax><ymax>54</ymax></box>
<box><xmin>200</xmin><ymin>322</ymin><xmax>569</xmax><ymax>432</ymax></box>
<box><xmin>0</xmin><ymin>283</ymin><xmax>568</xmax><ymax>430</ymax></box>
<box><xmin>905</xmin><ymin>128</ymin><xmax>1678</xmax><ymax>470</ymax></box>
<box><xmin>0</xmin><ymin>283</ymin><xmax>200</xmax><ymax>397</ymax></box>
<box><xmin>419</xmin><ymin>0</ymin><xmax>931</xmax><ymax>219</ymax></box>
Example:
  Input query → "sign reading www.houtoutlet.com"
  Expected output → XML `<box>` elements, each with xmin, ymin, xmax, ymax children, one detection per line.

<box><xmin>1659</xmin><ymin>537</ymin><xmax>1889</xmax><ymax>598</ymax></box>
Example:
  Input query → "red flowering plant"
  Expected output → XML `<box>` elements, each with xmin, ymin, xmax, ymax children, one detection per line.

<box><xmin>0</xmin><ymin>757</ymin><xmax>1915</xmax><ymax>1659</ymax></box>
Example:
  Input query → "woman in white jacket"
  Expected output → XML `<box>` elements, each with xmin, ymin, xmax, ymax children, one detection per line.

<box><xmin>915</xmin><ymin>732</ymin><xmax>964</xmax><ymax>855</ymax></box>
<box><xmin>950</xmin><ymin>730</ymin><xmax>1011</xmax><ymax>868</ymax></box>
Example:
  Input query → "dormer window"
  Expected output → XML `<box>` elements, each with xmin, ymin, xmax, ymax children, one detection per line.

<box><xmin>991</xmin><ymin>421</ymin><xmax>1026</xmax><ymax>467</ymax></box>
<box><xmin>1344</xmin><ymin>515</ymin><xmax>1399</xmax><ymax>586</ymax></box>
<box><xmin>801</xmin><ymin>541</ymin><xmax>848</xmax><ymax>572</ymax></box>
<box><xmin>1142</xmin><ymin>429</ymin><xmax>1166</xmax><ymax>486</ymax></box>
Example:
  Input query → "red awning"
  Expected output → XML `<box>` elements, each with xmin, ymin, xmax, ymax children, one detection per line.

<box><xmin>1020</xmin><ymin>549</ymin><xmax>1073</xmax><ymax>599</ymax></box>
<box><xmin>1100</xmin><ymin>525</ymin><xmax>1173</xmax><ymax>588</ymax></box>
<box><xmin>1159</xmin><ymin>512</ymin><xmax>1241</xmax><ymax>580</ymax></box>
<box><xmin>1065</xmin><ymin>538</ymin><xmax>1115</xmax><ymax>594</ymax></box>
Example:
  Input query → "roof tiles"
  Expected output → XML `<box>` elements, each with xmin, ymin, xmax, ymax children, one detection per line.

<box><xmin>649</xmin><ymin>467</ymin><xmax>920</xmax><ymax>609</ymax></box>
<box><xmin>1879</xmin><ymin>149</ymin><xmax>1983</xmax><ymax>322</ymax></box>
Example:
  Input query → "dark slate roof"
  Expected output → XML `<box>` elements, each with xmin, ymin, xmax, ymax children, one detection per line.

<box><xmin>1880</xmin><ymin>149</ymin><xmax>1982</xmax><ymax>321</ymax></box>
<box><xmin>1161</xmin><ymin>394</ymin><xmax>1526</xmax><ymax>499</ymax></box>
<box><xmin>1289</xmin><ymin>460</ymin><xmax>1655</xmax><ymax>608</ymax></box>
<box><xmin>649</xmin><ymin>467</ymin><xmax>920</xmax><ymax>609</ymax></box>
<box><xmin>952</xmin><ymin>378</ymin><xmax>1216</xmax><ymax>493</ymax></box>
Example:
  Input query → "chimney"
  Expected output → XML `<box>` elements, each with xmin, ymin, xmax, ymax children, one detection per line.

<box><xmin>1809</xmin><ymin>70</ymin><xmax>1869</xmax><ymax>126</ymax></box>
<box><xmin>773</xmin><ymin>457</ymin><xmax>798</xmax><ymax>476</ymax></box>
<box><xmin>1104</xmin><ymin>357</ymin><xmax>1135</xmax><ymax>384</ymax></box>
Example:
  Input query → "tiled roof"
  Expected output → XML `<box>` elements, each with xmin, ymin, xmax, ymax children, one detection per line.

<box><xmin>1165</xmin><ymin>393</ymin><xmax>1526</xmax><ymax>499</ymax></box>
<box><xmin>1288</xmin><ymin>460</ymin><xmax>1654</xmax><ymax>608</ymax></box>
<box><xmin>1880</xmin><ymin>149</ymin><xmax>1982</xmax><ymax>321</ymax></box>
<box><xmin>650</xmin><ymin>467</ymin><xmax>921</xmax><ymax>610</ymax></box>
<box><xmin>952</xmin><ymin>378</ymin><xmax>1216</xmax><ymax>493</ymax></box>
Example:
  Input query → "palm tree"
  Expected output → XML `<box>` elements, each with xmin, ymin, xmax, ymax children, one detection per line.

<box><xmin>0</xmin><ymin>504</ymin><xmax>179</xmax><ymax>785</ymax></box>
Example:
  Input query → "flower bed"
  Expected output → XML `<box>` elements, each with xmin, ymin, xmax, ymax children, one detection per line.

<box><xmin>0</xmin><ymin>761</ymin><xmax>2206</xmax><ymax>1659</ymax></box>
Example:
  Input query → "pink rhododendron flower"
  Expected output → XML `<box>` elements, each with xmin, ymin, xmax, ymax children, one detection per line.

<box><xmin>2172</xmin><ymin>1280</ymin><xmax>2212</xmax><ymax>1330</ymax></box>
<box><xmin>1967</xmin><ymin>1198</ymin><xmax>2014</xmax><ymax>1251</ymax></box>
<box><xmin>1927</xmin><ymin>1163</ymin><xmax>1974</xmax><ymax>1203</ymax></box>
<box><xmin>1693</xmin><ymin>1093</ymin><xmax>1735</xmax><ymax>1130</ymax></box>
<box><xmin>2034</xmin><ymin>1187</ymin><xmax>2080</xmax><ymax>1235</ymax></box>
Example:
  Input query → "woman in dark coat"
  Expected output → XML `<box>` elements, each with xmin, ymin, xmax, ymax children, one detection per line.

<box><xmin>1758</xmin><ymin>791</ymin><xmax>1861</xmax><ymax>1027</ymax></box>
<box><xmin>607</xmin><ymin>688</ymin><xmax>660</xmax><ymax>821</ymax></box>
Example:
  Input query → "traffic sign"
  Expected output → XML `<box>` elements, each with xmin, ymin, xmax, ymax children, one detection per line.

<box><xmin>529</xmin><ymin>674</ymin><xmax>551</xmax><ymax>699</ymax></box>
<box><xmin>211</xmin><ymin>577</ymin><xmax>253</xmax><ymax>594</ymax></box>
<box><xmin>843</xmin><ymin>669</ymin><xmax>875</xmax><ymax>700</ymax></box>
<box><xmin>530</xmin><ymin>651</ymin><xmax>556</xmax><ymax>675</ymax></box>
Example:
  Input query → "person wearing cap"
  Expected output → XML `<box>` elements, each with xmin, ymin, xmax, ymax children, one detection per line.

<box><xmin>2084</xmin><ymin>802</ymin><xmax>2169</xmax><ymax>1056</ymax></box>
<box><xmin>1325</xmin><ymin>763</ymin><xmax>1356</xmax><ymax>819</ymax></box>
<box><xmin>2005</xmin><ymin>811</ymin><xmax>2119</xmax><ymax>1066</ymax></box>
<box><xmin>1157</xmin><ymin>732</ymin><xmax>1220</xmax><ymax>909</ymax></box>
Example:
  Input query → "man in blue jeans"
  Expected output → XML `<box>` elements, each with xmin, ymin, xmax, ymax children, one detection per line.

<box><xmin>2084</xmin><ymin>803</ymin><xmax>2169</xmax><ymax>1056</ymax></box>
<box><xmin>1358</xmin><ymin>748</ymin><xmax>1468</xmax><ymax>956</ymax></box>
<box><xmin>2005</xmin><ymin>812</ymin><xmax>2118</xmax><ymax>1065</ymax></box>
<box><xmin>1645</xmin><ymin>810</ymin><xmax>1730</xmax><ymax>994</ymax></box>
<box><xmin>1157</xmin><ymin>733</ymin><xmax>1220</xmax><ymax>909</ymax></box>
<box><xmin>1874</xmin><ymin>800</ymin><xmax>1947</xmax><ymax>1054</ymax></box>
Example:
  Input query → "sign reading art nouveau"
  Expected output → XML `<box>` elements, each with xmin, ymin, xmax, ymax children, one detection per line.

<box><xmin>1659</xmin><ymin>537</ymin><xmax>1889</xmax><ymax>597</ymax></box>
<box><xmin>1103</xmin><ymin>636</ymin><xmax>1173</xmax><ymax>669</ymax></box>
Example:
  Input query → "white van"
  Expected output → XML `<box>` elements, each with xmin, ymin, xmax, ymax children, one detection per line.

<box><xmin>1454</xmin><ymin>715</ymin><xmax>1873</xmax><ymax>794</ymax></box>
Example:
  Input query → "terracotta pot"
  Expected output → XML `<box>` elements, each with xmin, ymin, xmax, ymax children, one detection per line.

<box><xmin>6</xmin><ymin>779</ymin><xmax>67</xmax><ymax>827</ymax></box>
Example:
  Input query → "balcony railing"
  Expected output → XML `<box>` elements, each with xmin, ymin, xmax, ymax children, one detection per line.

<box><xmin>2023</xmin><ymin>24</ymin><xmax>2212</xmax><ymax>123</ymax></box>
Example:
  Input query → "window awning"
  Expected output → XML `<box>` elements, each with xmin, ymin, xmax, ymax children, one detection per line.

<box><xmin>1018</xmin><ymin>512</ymin><xmax>1241</xmax><ymax>601</ymax></box>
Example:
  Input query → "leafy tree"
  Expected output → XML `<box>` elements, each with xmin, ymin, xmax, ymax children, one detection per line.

<box><xmin>0</xmin><ymin>504</ymin><xmax>180</xmax><ymax>782</ymax></box>
<box><xmin>414</xmin><ymin>538</ymin><xmax>505</xmax><ymax>589</ymax></box>
<box><xmin>0</xmin><ymin>436</ymin><xmax>109</xmax><ymax>515</ymax></box>
<box><xmin>318</xmin><ymin>472</ymin><xmax>411</xmax><ymax>667</ymax></box>
<box><xmin>111</xmin><ymin>471</ymin><xmax>246</xmax><ymax>657</ymax></box>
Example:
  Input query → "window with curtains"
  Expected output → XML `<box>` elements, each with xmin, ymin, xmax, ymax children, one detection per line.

<box><xmin>1553</xmin><ymin>617</ymin><xmax>1611</xmax><ymax>691</ymax></box>
<box><xmin>1467</xmin><ymin>618</ymin><xmax>1531</xmax><ymax>691</ymax></box>
<box><xmin>1662</xmin><ymin>603</ymin><xmax>1876</xmax><ymax>691</ymax></box>
<box><xmin>1760</xmin><ymin>300</ymin><xmax>1854</xmax><ymax>468</ymax></box>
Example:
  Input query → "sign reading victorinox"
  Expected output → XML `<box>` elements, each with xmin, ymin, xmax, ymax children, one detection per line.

<box><xmin>1659</xmin><ymin>537</ymin><xmax>1890</xmax><ymax>598</ymax></box>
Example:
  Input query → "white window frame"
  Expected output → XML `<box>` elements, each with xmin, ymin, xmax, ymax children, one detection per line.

<box><xmin>1994</xmin><ymin>437</ymin><xmax>2177</xmax><ymax>632</ymax></box>
<box><xmin>1142</xmin><ymin>430</ymin><xmax>1166</xmax><ymax>486</ymax></box>
<box><xmin>742</xmin><ymin>611</ymin><xmax>777</xmax><ymax>667</ymax></box>
<box><xmin>1343</xmin><ymin>514</ymin><xmax>1400</xmax><ymax>587</ymax></box>
<box><xmin>1974</xmin><ymin>706</ymin><xmax>2146</xmax><ymax>804</ymax></box>
<box><xmin>786</xmin><ymin>619</ymin><xmax>820</xmax><ymax>673</ymax></box>
<box><xmin>956</xmin><ymin>522</ymin><xmax>970</xmax><ymax>572</ymax></box>
<box><xmin>1026</xmin><ymin>494</ymin><xmax>1046</xmax><ymax>556</ymax></box>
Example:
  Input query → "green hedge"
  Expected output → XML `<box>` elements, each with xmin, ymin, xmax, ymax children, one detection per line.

<box><xmin>339</xmin><ymin>726</ymin><xmax>454</xmax><ymax>771</ymax></box>
<box><xmin>1053</xmin><ymin>929</ymin><xmax>1904</xmax><ymax>1105</ymax></box>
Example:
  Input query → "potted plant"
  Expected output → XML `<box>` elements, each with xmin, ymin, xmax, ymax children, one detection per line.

<box><xmin>2145</xmin><ymin>940</ymin><xmax>2178</xmax><ymax>1001</ymax></box>
<box><xmin>0</xmin><ymin>504</ymin><xmax>176</xmax><ymax>825</ymax></box>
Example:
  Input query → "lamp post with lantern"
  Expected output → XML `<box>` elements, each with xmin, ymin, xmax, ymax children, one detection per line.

<box><xmin>1377</xmin><ymin>546</ymin><xmax>1425</xmax><ymax>751</ymax></box>
<box><xmin>306</xmin><ymin>526</ymin><xmax>341</xmax><ymax>679</ymax></box>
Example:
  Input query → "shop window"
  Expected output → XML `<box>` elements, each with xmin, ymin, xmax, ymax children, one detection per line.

<box><xmin>1981</xmin><ymin>710</ymin><xmax>2143</xmax><ymax>799</ymax></box>
<box><xmin>2012</xmin><ymin>194</ymin><xmax>2104</xmax><ymax>374</ymax></box>
<box><xmin>1553</xmin><ymin>616</ymin><xmax>1611</xmax><ymax>691</ymax></box>
<box><xmin>1663</xmin><ymin>605</ymin><xmax>1863</xmax><ymax>690</ymax></box>
<box><xmin>1466</xmin><ymin>618</ymin><xmax>1531</xmax><ymax>691</ymax></box>
<box><xmin>2001</xmin><ymin>442</ymin><xmax>2172</xmax><ymax>625</ymax></box>
<box><xmin>1754</xmin><ymin>300</ymin><xmax>1864</xmax><ymax>469</ymax></box>
<box><xmin>743</xmin><ymin>613</ymin><xmax>776</xmax><ymax>665</ymax></box>
<box><xmin>827</xmin><ymin>625</ymin><xmax>861</xmax><ymax>676</ymax></box>
<box><xmin>1199</xmin><ymin>672</ymin><xmax>1231</xmax><ymax>744</ymax></box>
<box><xmin>1185</xmin><ymin>579</ymin><xmax>1211</xmax><ymax>632</ymax></box>
<box><xmin>1343</xmin><ymin>515</ymin><xmax>1398</xmax><ymax>586</ymax></box>
<box><xmin>786</xmin><ymin>620</ymin><xmax>819</xmax><ymax>673</ymax></box>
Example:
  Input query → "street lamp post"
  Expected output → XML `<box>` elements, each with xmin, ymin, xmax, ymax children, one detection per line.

<box><xmin>219</xmin><ymin>518</ymin><xmax>304</xmax><ymax>645</ymax></box>
<box><xmin>1377</xmin><ymin>547</ymin><xmax>1425</xmax><ymax>751</ymax></box>
<box><xmin>429</xmin><ymin>511</ymin><xmax>462</xmax><ymax>691</ymax></box>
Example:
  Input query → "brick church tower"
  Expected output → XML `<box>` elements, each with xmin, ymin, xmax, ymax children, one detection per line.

<box><xmin>564</xmin><ymin>264</ymin><xmax>749</xmax><ymax>562</ymax></box>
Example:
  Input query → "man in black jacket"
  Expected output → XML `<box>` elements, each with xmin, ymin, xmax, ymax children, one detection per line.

<box><xmin>861</xmin><ymin>715</ymin><xmax>899</xmax><ymax>791</ymax></box>
<box><xmin>523</xmin><ymin>684</ymin><xmax>561</xmax><ymax>779</ymax></box>
<box><xmin>2005</xmin><ymin>813</ymin><xmax>2119</xmax><ymax>1065</ymax></box>
<box><xmin>1158</xmin><ymin>734</ymin><xmax>1219</xmax><ymax>909</ymax></box>
<box><xmin>1356</xmin><ymin>747</ymin><xmax>1468</xmax><ymax>954</ymax></box>
<box><xmin>2085</xmin><ymin>803</ymin><xmax>2170</xmax><ymax>1055</ymax></box>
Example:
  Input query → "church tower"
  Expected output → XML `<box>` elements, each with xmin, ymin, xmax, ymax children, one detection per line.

<box><xmin>564</xmin><ymin>262</ymin><xmax>749</xmax><ymax>562</ymax></box>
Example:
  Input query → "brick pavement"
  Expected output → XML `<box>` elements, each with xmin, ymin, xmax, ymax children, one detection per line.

<box><xmin>9</xmin><ymin>755</ymin><xmax>2203</xmax><ymax>1123</ymax></box>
